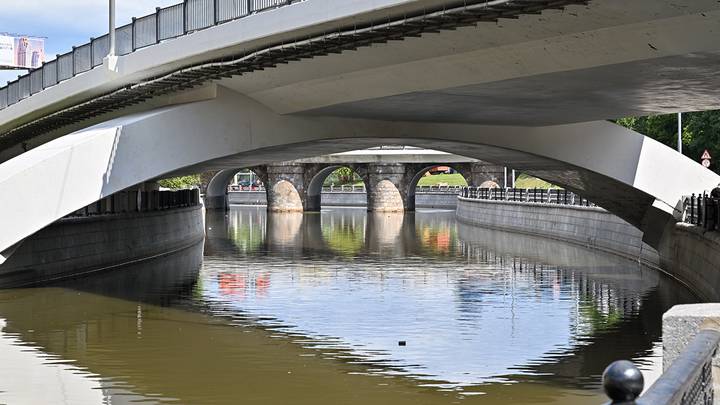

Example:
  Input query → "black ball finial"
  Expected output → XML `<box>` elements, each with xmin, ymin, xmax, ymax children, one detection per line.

<box><xmin>602</xmin><ymin>360</ymin><xmax>644</xmax><ymax>403</ymax></box>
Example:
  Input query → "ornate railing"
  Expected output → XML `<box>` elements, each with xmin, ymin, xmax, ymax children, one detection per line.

<box><xmin>460</xmin><ymin>187</ymin><xmax>595</xmax><ymax>207</ymax></box>
<box><xmin>602</xmin><ymin>329</ymin><xmax>720</xmax><ymax>405</ymax></box>
<box><xmin>0</xmin><ymin>0</ymin><xmax>303</xmax><ymax>111</ymax></box>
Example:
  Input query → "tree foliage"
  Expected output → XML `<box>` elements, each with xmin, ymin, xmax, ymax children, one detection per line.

<box><xmin>323</xmin><ymin>167</ymin><xmax>361</xmax><ymax>186</ymax></box>
<box><xmin>158</xmin><ymin>175</ymin><xmax>202</xmax><ymax>190</ymax></box>
<box><xmin>616</xmin><ymin>111</ymin><xmax>720</xmax><ymax>173</ymax></box>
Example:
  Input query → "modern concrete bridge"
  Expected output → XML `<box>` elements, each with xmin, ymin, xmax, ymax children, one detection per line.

<box><xmin>1</xmin><ymin>0</ymin><xmax>720</xmax><ymax>264</ymax></box>
<box><xmin>205</xmin><ymin>147</ymin><xmax>503</xmax><ymax>211</ymax></box>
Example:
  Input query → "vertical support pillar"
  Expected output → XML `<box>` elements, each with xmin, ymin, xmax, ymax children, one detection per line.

<box><xmin>469</xmin><ymin>161</ymin><xmax>504</xmax><ymax>188</ymax></box>
<box><xmin>266</xmin><ymin>164</ymin><xmax>305</xmax><ymax>212</ymax></box>
<box><xmin>109</xmin><ymin>0</ymin><xmax>116</xmax><ymax>57</ymax></box>
<box><xmin>366</xmin><ymin>164</ymin><xmax>406</xmax><ymax>212</ymax></box>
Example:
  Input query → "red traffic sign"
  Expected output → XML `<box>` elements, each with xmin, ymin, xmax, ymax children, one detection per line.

<box><xmin>702</xmin><ymin>159</ymin><xmax>711</xmax><ymax>168</ymax></box>
<box><xmin>701</xmin><ymin>149</ymin><xmax>712</xmax><ymax>160</ymax></box>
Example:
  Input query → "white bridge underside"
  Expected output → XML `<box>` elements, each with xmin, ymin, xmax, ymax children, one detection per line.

<box><xmin>0</xmin><ymin>86</ymin><xmax>718</xmax><ymax>263</ymax></box>
<box><xmin>2</xmin><ymin>0</ymin><xmax>720</xmax><ymax>262</ymax></box>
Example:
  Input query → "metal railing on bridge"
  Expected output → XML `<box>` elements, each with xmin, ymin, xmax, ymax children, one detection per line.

<box><xmin>601</xmin><ymin>328</ymin><xmax>720</xmax><ymax>405</ymax></box>
<box><xmin>0</xmin><ymin>0</ymin><xmax>304</xmax><ymax>111</ymax></box>
<box><xmin>461</xmin><ymin>187</ymin><xmax>595</xmax><ymax>207</ymax></box>
<box><xmin>416</xmin><ymin>185</ymin><xmax>464</xmax><ymax>194</ymax></box>
<box><xmin>681</xmin><ymin>193</ymin><xmax>720</xmax><ymax>231</ymax></box>
<box><xmin>64</xmin><ymin>189</ymin><xmax>201</xmax><ymax>218</ymax></box>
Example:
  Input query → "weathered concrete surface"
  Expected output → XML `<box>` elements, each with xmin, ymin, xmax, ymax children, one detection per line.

<box><xmin>662</xmin><ymin>304</ymin><xmax>720</xmax><ymax>403</ymax></box>
<box><xmin>0</xmin><ymin>206</ymin><xmax>205</xmax><ymax>287</ymax></box>
<box><xmin>456</xmin><ymin>197</ymin><xmax>660</xmax><ymax>267</ymax></box>
<box><xmin>657</xmin><ymin>224</ymin><xmax>720</xmax><ymax>302</ymax></box>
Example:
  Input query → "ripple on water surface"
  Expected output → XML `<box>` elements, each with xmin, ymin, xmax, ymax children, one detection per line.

<box><xmin>0</xmin><ymin>207</ymin><xmax>697</xmax><ymax>404</ymax></box>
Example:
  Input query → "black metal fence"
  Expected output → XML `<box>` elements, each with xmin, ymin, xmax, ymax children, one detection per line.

<box><xmin>602</xmin><ymin>329</ymin><xmax>720</xmax><ymax>405</ymax></box>
<box><xmin>0</xmin><ymin>0</ymin><xmax>304</xmax><ymax>110</ymax></box>
<box><xmin>682</xmin><ymin>193</ymin><xmax>720</xmax><ymax>231</ymax></box>
<box><xmin>461</xmin><ymin>187</ymin><xmax>595</xmax><ymax>207</ymax></box>
<box><xmin>64</xmin><ymin>189</ymin><xmax>201</xmax><ymax>218</ymax></box>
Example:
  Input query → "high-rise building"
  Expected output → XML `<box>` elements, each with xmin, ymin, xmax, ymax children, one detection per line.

<box><xmin>15</xmin><ymin>37</ymin><xmax>28</xmax><ymax>68</ymax></box>
<box><xmin>31</xmin><ymin>51</ymin><xmax>40</xmax><ymax>68</ymax></box>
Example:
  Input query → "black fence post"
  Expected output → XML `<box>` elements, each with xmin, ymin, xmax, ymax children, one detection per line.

<box><xmin>155</xmin><ymin>8</ymin><xmax>161</xmax><ymax>44</ymax></box>
<box><xmin>704</xmin><ymin>193</ymin><xmax>710</xmax><ymax>230</ymax></box>
<box><xmin>690</xmin><ymin>194</ymin><xmax>695</xmax><ymax>224</ymax></box>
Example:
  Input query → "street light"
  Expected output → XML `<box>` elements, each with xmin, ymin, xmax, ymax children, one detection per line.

<box><xmin>678</xmin><ymin>112</ymin><xmax>682</xmax><ymax>154</ymax></box>
<box><xmin>109</xmin><ymin>0</ymin><xmax>116</xmax><ymax>57</ymax></box>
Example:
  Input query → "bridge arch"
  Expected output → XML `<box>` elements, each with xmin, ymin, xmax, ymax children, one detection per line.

<box><xmin>1</xmin><ymin>88</ymin><xmax>718</xmax><ymax>262</ymax></box>
<box><xmin>305</xmin><ymin>165</ymin><xmax>368</xmax><ymax>212</ymax></box>
<box><xmin>406</xmin><ymin>164</ymin><xmax>471</xmax><ymax>212</ymax></box>
<box><xmin>205</xmin><ymin>168</ymin><xmax>267</xmax><ymax>210</ymax></box>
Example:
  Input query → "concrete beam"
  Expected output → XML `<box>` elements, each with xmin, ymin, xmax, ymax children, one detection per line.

<box><xmin>0</xmin><ymin>87</ymin><xmax>717</xmax><ymax>258</ymax></box>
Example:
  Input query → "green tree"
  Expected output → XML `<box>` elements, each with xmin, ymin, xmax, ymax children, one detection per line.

<box><xmin>323</xmin><ymin>167</ymin><xmax>361</xmax><ymax>186</ymax></box>
<box><xmin>616</xmin><ymin>111</ymin><xmax>720</xmax><ymax>173</ymax></box>
<box><xmin>158</xmin><ymin>175</ymin><xmax>201</xmax><ymax>189</ymax></box>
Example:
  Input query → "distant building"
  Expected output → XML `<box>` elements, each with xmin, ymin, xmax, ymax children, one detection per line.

<box><xmin>15</xmin><ymin>37</ymin><xmax>28</xmax><ymax>67</ymax></box>
<box><xmin>31</xmin><ymin>51</ymin><xmax>40</xmax><ymax>68</ymax></box>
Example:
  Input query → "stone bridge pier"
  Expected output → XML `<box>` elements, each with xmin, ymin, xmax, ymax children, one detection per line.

<box><xmin>208</xmin><ymin>160</ymin><xmax>505</xmax><ymax>212</ymax></box>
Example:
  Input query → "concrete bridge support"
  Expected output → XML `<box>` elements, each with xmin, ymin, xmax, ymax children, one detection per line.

<box><xmin>208</xmin><ymin>160</ymin><xmax>506</xmax><ymax>213</ymax></box>
<box><xmin>365</xmin><ymin>164</ymin><xmax>408</xmax><ymax>212</ymax></box>
<box><xmin>470</xmin><ymin>162</ymin><xmax>504</xmax><ymax>188</ymax></box>
<box><xmin>264</xmin><ymin>164</ymin><xmax>305</xmax><ymax>212</ymax></box>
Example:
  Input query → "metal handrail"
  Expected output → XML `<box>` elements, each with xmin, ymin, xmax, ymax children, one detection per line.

<box><xmin>460</xmin><ymin>187</ymin><xmax>595</xmax><ymax>207</ymax></box>
<box><xmin>682</xmin><ymin>193</ymin><xmax>720</xmax><ymax>231</ymax></box>
<box><xmin>0</xmin><ymin>0</ymin><xmax>303</xmax><ymax>111</ymax></box>
<box><xmin>602</xmin><ymin>329</ymin><xmax>720</xmax><ymax>405</ymax></box>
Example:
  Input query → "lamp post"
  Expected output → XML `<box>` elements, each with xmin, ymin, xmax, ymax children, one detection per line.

<box><xmin>109</xmin><ymin>0</ymin><xmax>116</xmax><ymax>57</ymax></box>
<box><xmin>678</xmin><ymin>112</ymin><xmax>683</xmax><ymax>154</ymax></box>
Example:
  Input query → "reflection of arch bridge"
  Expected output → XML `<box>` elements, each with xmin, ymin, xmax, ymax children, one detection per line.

<box><xmin>1</xmin><ymin>0</ymin><xmax>720</xmax><ymax>262</ymax></box>
<box><xmin>205</xmin><ymin>148</ymin><xmax>503</xmax><ymax>211</ymax></box>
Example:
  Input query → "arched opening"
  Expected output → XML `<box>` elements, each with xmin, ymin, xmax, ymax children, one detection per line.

<box><xmin>206</xmin><ymin>168</ymin><xmax>267</xmax><ymax>210</ymax></box>
<box><xmin>306</xmin><ymin>166</ymin><xmax>367</xmax><ymax>211</ymax></box>
<box><xmin>408</xmin><ymin>165</ymin><xmax>470</xmax><ymax>211</ymax></box>
<box><xmin>228</xmin><ymin>169</ymin><xmax>265</xmax><ymax>192</ymax></box>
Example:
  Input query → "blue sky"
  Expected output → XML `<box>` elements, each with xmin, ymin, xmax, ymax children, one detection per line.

<box><xmin>0</xmin><ymin>0</ymin><xmax>180</xmax><ymax>86</ymax></box>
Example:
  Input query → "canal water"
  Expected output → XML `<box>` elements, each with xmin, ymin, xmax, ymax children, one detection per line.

<box><xmin>0</xmin><ymin>207</ymin><xmax>696</xmax><ymax>404</ymax></box>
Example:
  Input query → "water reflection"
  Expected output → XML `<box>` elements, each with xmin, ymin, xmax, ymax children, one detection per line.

<box><xmin>202</xmin><ymin>208</ymin><xmax>696</xmax><ymax>390</ymax></box>
<box><xmin>0</xmin><ymin>207</ymin><xmax>697</xmax><ymax>404</ymax></box>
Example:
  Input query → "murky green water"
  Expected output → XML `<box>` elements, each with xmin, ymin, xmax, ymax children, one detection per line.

<box><xmin>0</xmin><ymin>207</ymin><xmax>696</xmax><ymax>404</ymax></box>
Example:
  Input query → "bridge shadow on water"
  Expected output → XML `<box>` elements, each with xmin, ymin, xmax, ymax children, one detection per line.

<box><xmin>0</xmin><ymin>206</ymin><xmax>698</xmax><ymax>404</ymax></box>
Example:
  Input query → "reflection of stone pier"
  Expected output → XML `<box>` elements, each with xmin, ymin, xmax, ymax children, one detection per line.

<box><xmin>365</xmin><ymin>212</ymin><xmax>406</xmax><ymax>254</ymax></box>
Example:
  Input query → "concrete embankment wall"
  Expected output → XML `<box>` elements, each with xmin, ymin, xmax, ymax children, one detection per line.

<box><xmin>228</xmin><ymin>191</ymin><xmax>458</xmax><ymax>209</ymax></box>
<box><xmin>658</xmin><ymin>224</ymin><xmax>720</xmax><ymax>302</ymax></box>
<box><xmin>455</xmin><ymin>197</ymin><xmax>660</xmax><ymax>267</ymax></box>
<box><xmin>0</xmin><ymin>206</ymin><xmax>205</xmax><ymax>287</ymax></box>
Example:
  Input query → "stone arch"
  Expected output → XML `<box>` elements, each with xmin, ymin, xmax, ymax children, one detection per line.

<box><xmin>205</xmin><ymin>167</ymin><xmax>267</xmax><ymax>210</ymax></box>
<box><xmin>305</xmin><ymin>164</ymin><xmax>368</xmax><ymax>212</ymax></box>
<box><xmin>365</xmin><ymin>164</ymin><xmax>408</xmax><ymax>212</ymax></box>
<box><xmin>406</xmin><ymin>163</ymin><xmax>471</xmax><ymax>212</ymax></box>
